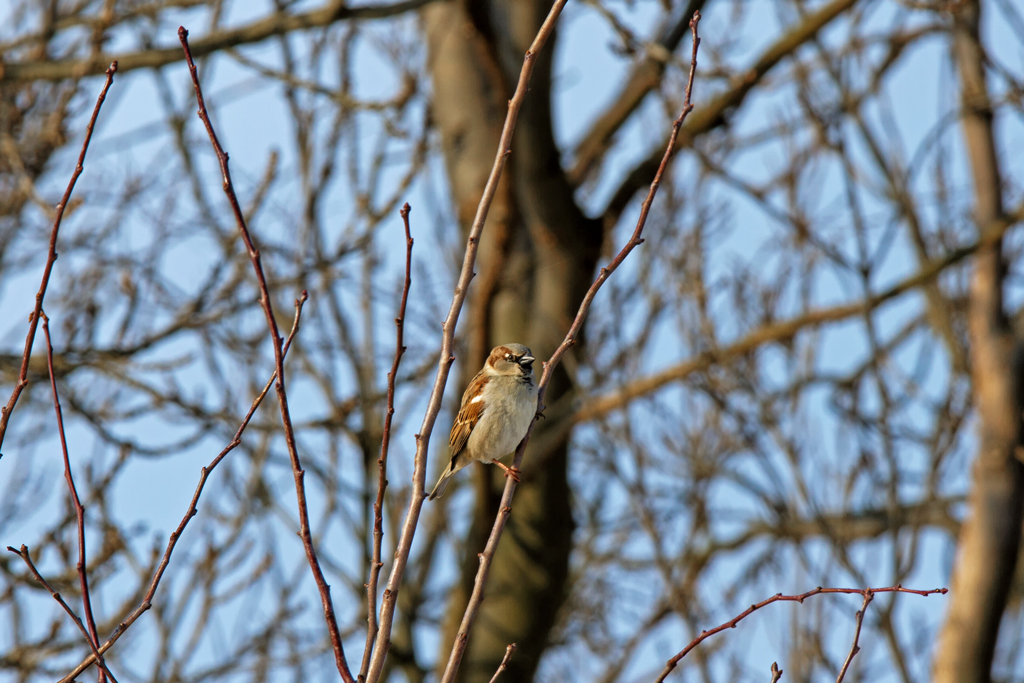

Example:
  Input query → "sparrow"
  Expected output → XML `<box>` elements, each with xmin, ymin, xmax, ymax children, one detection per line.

<box><xmin>428</xmin><ymin>343</ymin><xmax>538</xmax><ymax>500</ymax></box>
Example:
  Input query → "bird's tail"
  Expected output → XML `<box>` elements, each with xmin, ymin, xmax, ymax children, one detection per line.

<box><xmin>428</xmin><ymin>462</ymin><xmax>455</xmax><ymax>501</ymax></box>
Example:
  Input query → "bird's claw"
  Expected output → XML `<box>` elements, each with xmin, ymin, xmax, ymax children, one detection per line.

<box><xmin>494</xmin><ymin>462</ymin><xmax>521</xmax><ymax>482</ymax></box>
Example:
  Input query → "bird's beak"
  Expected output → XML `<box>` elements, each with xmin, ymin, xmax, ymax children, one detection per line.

<box><xmin>520</xmin><ymin>355</ymin><xmax>535</xmax><ymax>367</ymax></box>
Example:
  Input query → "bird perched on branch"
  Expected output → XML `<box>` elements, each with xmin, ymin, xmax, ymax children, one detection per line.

<box><xmin>428</xmin><ymin>344</ymin><xmax>538</xmax><ymax>500</ymax></box>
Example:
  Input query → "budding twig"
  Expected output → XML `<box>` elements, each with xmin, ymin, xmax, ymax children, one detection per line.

<box><xmin>58</xmin><ymin>293</ymin><xmax>309</xmax><ymax>683</ymax></box>
<box><xmin>178</xmin><ymin>27</ymin><xmax>354</xmax><ymax>683</ymax></box>
<box><xmin>41</xmin><ymin>313</ymin><xmax>109</xmax><ymax>683</ymax></box>
<box><xmin>652</xmin><ymin>585</ymin><xmax>945</xmax><ymax>682</ymax></box>
<box><xmin>362</xmin><ymin>3</ymin><xmax>570</xmax><ymax>681</ymax></box>
<box><xmin>359</xmin><ymin>204</ymin><xmax>414</xmax><ymax>681</ymax></box>
<box><xmin>835</xmin><ymin>589</ymin><xmax>874</xmax><ymax>683</ymax></box>
<box><xmin>439</xmin><ymin>12</ymin><xmax>703</xmax><ymax>683</ymax></box>
<box><xmin>488</xmin><ymin>643</ymin><xmax>517</xmax><ymax>683</ymax></box>
<box><xmin>0</xmin><ymin>62</ymin><xmax>117</xmax><ymax>458</ymax></box>
<box><xmin>6</xmin><ymin>545</ymin><xmax>119</xmax><ymax>683</ymax></box>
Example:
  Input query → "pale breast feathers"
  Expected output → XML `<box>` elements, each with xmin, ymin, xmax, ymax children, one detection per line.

<box><xmin>448</xmin><ymin>373</ymin><xmax>490</xmax><ymax>457</ymax></box>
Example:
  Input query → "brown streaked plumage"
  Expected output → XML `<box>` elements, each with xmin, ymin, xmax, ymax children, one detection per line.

<box><xmin>448</xmin><ymin>374</ymin><xmax>491</xmax><ymax>457</ymax></box>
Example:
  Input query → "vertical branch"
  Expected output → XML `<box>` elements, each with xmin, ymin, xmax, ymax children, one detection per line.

<box><xmin>362</xmin><ymin>3</ymin><xmax>569</xmax><ymax>681</ymax></box>
<box><xmin>437</xmin><ymin>13</ymin><xmax>702</xmax><ymax>683</ymax></box>
<box><xmin>932</xmin><ymin>2</ymin><xmax>1023</xmax><ymax>681</ymax></box>
<box><xmin>177</xmin><ymin>29</ymin><xmax>354</xmax><ymax>683</ymax></box>
<box><xmin>0</xmin><ymin>62</ymin><xmax>117</xmax><ymax>457</ymax></box>
<box><xmin>57</xmin><ymin>294</ymin><xmax>308</xmax><ymax>683</ymax></box>
<box><xmin>41</xmin><ymin>314</ymin><xmax>107</xmax><ymax>683</ymax></box>
<box><xmin>835</xmin><ymin>590</ymin><xmax>873</xmax><ymax>683</ymax></box>
<box><xmin>359</xmin><ymin>204</ymin><xmax>414</xmax><ymax>681</ymax></box>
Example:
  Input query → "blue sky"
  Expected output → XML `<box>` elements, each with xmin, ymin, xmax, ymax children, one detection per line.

<box><xmin>2</xmin><ymin>0</ymin><xmax>1023</xmax><ymax>681</ymax></box>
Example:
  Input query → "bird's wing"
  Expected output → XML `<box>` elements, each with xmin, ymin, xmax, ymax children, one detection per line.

<box><xmin>448</xmin><ymin>373</ymin><xmax>490</xmax><ymax>458</ymax></box>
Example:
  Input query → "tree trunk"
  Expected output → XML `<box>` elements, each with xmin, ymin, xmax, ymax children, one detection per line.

<box><xmin>932</xmin><ymin>2</ymin><xmax>1024</xmax><ymax>681</ymax></box>
<box><xmin>423</xmin><ymin>1</ymin><xmax>602</xmax><ymax>680</ymax></box>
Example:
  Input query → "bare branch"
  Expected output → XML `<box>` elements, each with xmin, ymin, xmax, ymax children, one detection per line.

<box><xmin>41</xmin><ymin>313</ymin><xmax>107</xmax><ymax>683</ymax></box>
<box><xmin>6</xmin><ymin>545</ymin><xmax>119</xmax><ymax>683</ymax></box>
<box><xmin>835</xmin><ymin>590</ymin><xmax>874</xmax><ymax>683</ymax></box>
<box><xmin>601</xmin><ymin>0</ymin><xmax>858</xmax><ymax>226</ymax></box>
<box><xmin>570</xmin><ymin>0</ymin><xmax>704</xmax><ymax>185</ymax></box>
<box><xmin>363</xmin><ymin>3</ymin><xmax>571</xmax><ymax>681</ymax></box>
<box><xmin>0</xmin><ymin>1</ymin><xmax>434</xmax><ymax>82</ymax></box>
<box><xmin>178</xmin><ymin>25</ymin><xmax>354</xmax><ymax>681</ymax></box>
<box><xmin>572</xmin><ymin>201</ymin><xmax>1024</xmax><ymax>426</ymax></box>
<box><xmin>57</xmin><ymin>293</ymin><xmax>309</xmax><ymax>683</ymax></box>
<box><xmin>360</xmin><ymin>204</ymin><xmax>414</xmax><ymax>681</ymax></box>
<box><xmin>438</xmin><ymin>12</ymin><xmax>702</xmax><ymax>683</ymax></box>
<box><xmin>653</xmin><ymin>586</ymin><xmax>945</xmax><ymax>683</ymax></box>
<box><xmin>0</xmin><ymin>62</ymin><xmax>117</xmax><ymax>458</ymax></box>
<box><xmin>488</xmin><ymin>644</ymin><xmax>517</xmax><ymax>683</ymax></box>
<box><xmin>933</xmin><ymin>1</ymin><xmax>1023</xmax><ymax>680</ymax></box>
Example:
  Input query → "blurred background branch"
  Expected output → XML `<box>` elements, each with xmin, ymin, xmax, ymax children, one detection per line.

<box><xmin>1</xmin><ymin>0</ymin><xmax>1023</xmax><ymax>681</ymax></box>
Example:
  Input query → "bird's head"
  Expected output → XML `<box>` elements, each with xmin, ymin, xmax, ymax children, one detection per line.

<box><xmin>485</xmin><ymin>343</ymin><xmax>536</xmax><ymax>378</ymax></box>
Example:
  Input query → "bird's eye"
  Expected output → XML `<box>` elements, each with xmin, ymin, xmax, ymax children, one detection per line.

<box><xmin>505</xmin><ymin>354</ymin><xmax>513</xmax><ymax>361</ymax></box>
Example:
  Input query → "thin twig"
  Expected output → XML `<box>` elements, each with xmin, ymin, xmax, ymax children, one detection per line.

<box><xmin>41</xmin><ymin>313</ymin><xmax>108</xmax><ymax>683</ymax></box>
<box><xmin>178</xmin><ymin>27</ymin><xmax>354</xmax><ymax>683</ymax></box>
<box><xmin>58</xmin><ymin>294</ymin><xmax>307</xmax><ymax>683</ymax></box>
<box><xmin>437</xmin><ymin>12</ymin><xmax>703</xmax><ymax>683</ymax></box>
<box><xmin>362</xmin><ymin>3</ymin><xmax>569</xmax><ymax>682</ymax></box>
<box><xmin>5</xmin><ymin>545</ymin><xmax>119</xmax><ymax>683</ymax></box>
<box><xmin>0</xmin><ymin>62</ymin><xmax>117</xmax><ymax>459</ymax></box>
<box><xmin>835</xmin><ymin>590</ymin><xmax>874</xmax><ymax>683</ymax></box>
<box><xmin>359</xmin><ymin>204</ymin><xmax>414</xmax><ymax>682</ymax></box>
<box><xmin>770</xmin><ymin>662</ymin><xmax>783</xmax><ymax>683</ymax></box>
<box><xmin>488</xmin><ymin>644</ymin><xmax>517</xmax><ymax>683</ymax></box>
<box><xmin>652</xmin><ymin>585</ymin><xmax>945</xmax><ymax>682</ymax></box>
